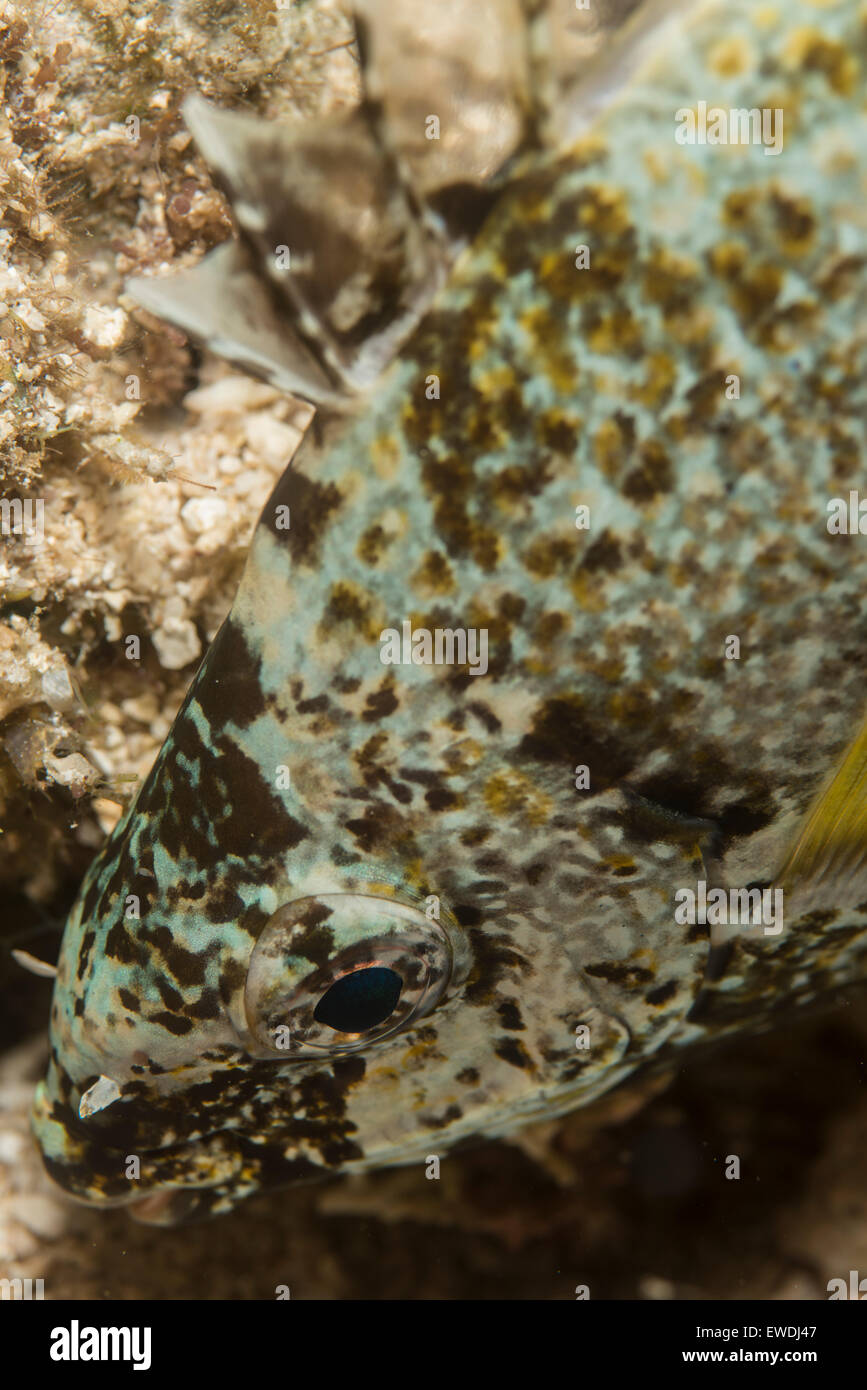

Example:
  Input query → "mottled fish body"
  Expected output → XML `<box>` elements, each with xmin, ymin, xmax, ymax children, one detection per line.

<box><xmin>33</xmin><ymin>0</ymin><xmax>867</xmax><ymax>1222</ymax></box>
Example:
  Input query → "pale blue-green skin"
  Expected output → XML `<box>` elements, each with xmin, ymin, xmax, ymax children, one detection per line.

<box><xmin>32</xmin><ymin>0</ymin><xmax>867</xmax><ymax>1222</ymax></box>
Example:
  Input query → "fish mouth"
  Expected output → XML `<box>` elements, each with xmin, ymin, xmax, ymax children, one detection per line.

<box><xmin>31</xmin><ymin>1072</ymin><xmax>346</xmax><ymax>1224</ymax></box>
<box><xmin>38</xmin><ymin>1136</ymin><xmax>325</xmax><ymax>1225</ymax></box>
<box><xmin>36</xmin><ymin>1130</ymin><xmax>251</xmax><ymax>1225</ymax></box>
<box><xmin>35</xmin><ymin>1130</ymin><xmax>239</xmax><ymax>1220</ymax></box>
<box><xmin>40</xmin><ymin>1164</ymin><xmax>223</xmax><ymax>1225</ymax></box>
<box><xmin>31</xmin><ymin>1076</ymin><xmax>252</xmax><ymax>1222</ymax></box>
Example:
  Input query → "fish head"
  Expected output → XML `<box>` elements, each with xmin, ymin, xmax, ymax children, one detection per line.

<box><xmin>32</xmin><ymin>601</ymin><xmax>715</xmax><ymax>1223</ymax></box>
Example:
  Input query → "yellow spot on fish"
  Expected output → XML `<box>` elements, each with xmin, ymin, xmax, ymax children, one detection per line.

<box><xmin>782</xmin><ymin>28</ymin><xmax>857</xmax><ymax>93</ymax></box>
<box><xmin>442</xmin><ymin>738</ymin><xmax>485</xmax><ymax>774</ymax></box>
<box><xmin>586</xmin><ymin>306</ymin><xmax>643</xmax><ymax>356</ymax></box>
<box><xmin>483</xmin><ymin>770</ymin><xmax>552</xmax><ymax>826</ymax></box>
<box><xmin>642</xmin><ymin>148</ymin><xmax>671</xmax><ymax>185</ymax></box>
<box><xmin>370</xmin><ymin>433</ymin><xmax>402</xmax><ymax>480</ymax></box>
<box><xmin>631</xmin><ymin>351</ymin><xmax>677</xmax><ymax>409</ymax></box>
<box><xmin>519</xmin><ymin>306</ymin><xmax>576</xmax><ymax>392</ymax></box>
<box><xmin>755</xmin><ymin>7</ymin><xmax>781</xmax><ymax>30</ymax></box>
<box><xmin>569</xmin><ymin>571</ymin><xmax>608</xmax><ymax>614</ymax></box>
<box><xmin>707</xmin><ymin>35</ymin><xmax>755</xmax><ymax>77</ymax></box>
<box><xmin>411</xmin><ymin>549</ymin><xmax>456</xmax><ymax>597</ymax></box>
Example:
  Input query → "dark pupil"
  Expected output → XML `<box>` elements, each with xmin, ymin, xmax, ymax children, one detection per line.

<box><xmin>314</xmin><ymin>967</ymin><xmax>402</xmax><ymax>1033</ymax></box>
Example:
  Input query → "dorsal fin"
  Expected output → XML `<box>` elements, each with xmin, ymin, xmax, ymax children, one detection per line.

<box><xmin>126</xmin><ymin>240</ymin><xmax>345</xmax><ymax>409</ymax></box>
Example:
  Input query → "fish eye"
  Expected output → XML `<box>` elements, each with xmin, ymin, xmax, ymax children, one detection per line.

<box><xmin>243</xmin><ymin>892</ymin><xmax>470</xmax><ymax>1058</ymax></box>
<box><xmin>313</xmin><ymin>966</ymin><xmax>403</xmax><ymax>1033</ymax></box>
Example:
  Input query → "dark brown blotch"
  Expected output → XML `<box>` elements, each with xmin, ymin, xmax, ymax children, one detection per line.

<box><xmin>262</xmin><ymin>467</ymin><xmax>343</xmax><ymax>566</ymax></box>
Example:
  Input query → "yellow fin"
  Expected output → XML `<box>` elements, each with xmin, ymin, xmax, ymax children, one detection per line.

<box><xmin>778</xmin><ymin>713</ymin><xmax>867</xmax><ymax>914</ymax></box>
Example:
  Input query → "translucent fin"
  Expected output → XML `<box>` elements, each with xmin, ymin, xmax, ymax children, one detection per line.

<box><xmin>127</xmin><ymin>4</ymin><xmax>692</xmax><ymax>401</ymax></box>
<box><xmin>126</xmin><ymin>241</ymin><xmax>344</xmax><ymax>408</ymax></box>
<box><xmin>180</xmin><ymin>96</ymin><xmax>448</xmax><ymax>390</ymax></box>
<box><xmin>552</xmin><ymin>0</ymin><xmax>703</xmax><ymax>142</ymax></box>
<box><xmin>777</xmin><ymin>712</ymin><xmax>867</xmax><ymax>918</ymax></box>
<box><xmin>514</xmin><ymin>0</ymin><xmax>700</xmax><ymax>147</ymax></box>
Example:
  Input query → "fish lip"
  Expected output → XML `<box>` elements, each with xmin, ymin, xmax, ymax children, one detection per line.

<box><xmin>126</xmin><ymin>1187</ymin><xmax>215</xmax><ymax>1225</ymax></box>
<box><xmin>32</xmin><ymin>1087</ymin><xmax>231</xmax><ymax>1213</ymax></box>
<box><xmin>41</xmin><ymin>1176</ymin><xmax>144</xmax><ymax>1212</ymax></box>
<box><xmin>126</xmin><ymin>1189</ymin><xmax>181</xmax><ymax>1224</ymax></box>
<box><xmin>40</xmin><ymin>1162</ymin><xmax>218</xmax><ymax>1223</ymax></box>
<box><xmin>39</xmin><ymin>1144</ymin><xmax>228</xmax><ymax>1221</ymax></box>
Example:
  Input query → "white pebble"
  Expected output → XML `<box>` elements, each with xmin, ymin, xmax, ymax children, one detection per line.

<box><xmin>152</xmin><ymin>619</ymin><xmax>201</xmax><ymax>670</ymax></box>
<box><xmin>181</xmin><ymin>496</ymin><xmax>229</xmax><ymax>535</ymax></box>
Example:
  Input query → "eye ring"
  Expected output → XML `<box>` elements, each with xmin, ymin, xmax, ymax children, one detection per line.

<box><xmin>243</xmin><ymin>892</ymin><xmax>469</xmax><ymax>1058</ymax></box>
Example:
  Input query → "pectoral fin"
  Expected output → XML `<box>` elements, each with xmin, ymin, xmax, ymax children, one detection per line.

<box><xmin>778</xmin><ymin>712</ymin><xmax>867</xmax><ymax>919</ymax></box>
